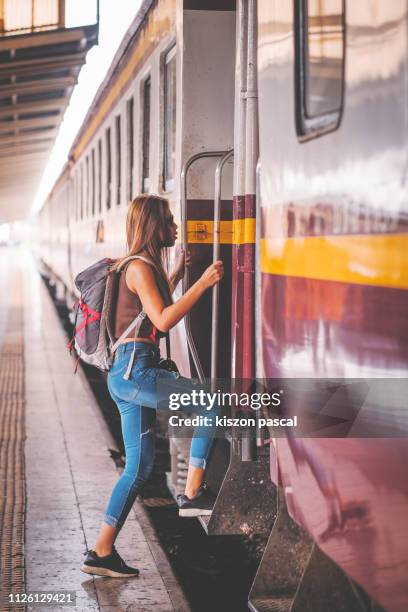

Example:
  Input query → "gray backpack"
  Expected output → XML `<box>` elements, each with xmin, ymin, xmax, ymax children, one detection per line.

<box><xmin>68</xmin><ymin>255</ymin><xmax>150</xmax><ymax>372</ymax></box>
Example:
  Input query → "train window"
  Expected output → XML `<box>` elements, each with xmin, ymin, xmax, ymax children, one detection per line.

<box><xmin>126</xmin><ymin>97</ymin><xmax>134</xmax><ymax>202</ymax></box>
<box><xmin>115</xmin><ymin>115</ymin><xmax>121</xmax><ymax>205</ymax></box>
<box><xmin>91</xmin><ymin>148</ymin><xmax>96</xmax><ymax>216</ymax></box>
<box><xmin>105</xmin><ymin>127</ymin><xmax>112</xmax><ymax>210</ymax></box>
<box><xmin>98</xmin><ymin>139</ymin><xmax>102</xmax><ymax>213</ymax></box>
<box><xmin>163</xmin><ymin>46</ymin><xmax>176</xmax><ymax>190</ymax></box>
<box><xmin>295</xmin><ymin>0</ymin><xmax>345</xmax><ymax>140</ymax></box>
<box><xmin>142</xmin><ymin>76</ymin><xmax>151</xmax><ymax>192</ymax></box>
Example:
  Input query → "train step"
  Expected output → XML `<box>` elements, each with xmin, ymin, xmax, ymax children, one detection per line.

<box><xmin>248</xmin><ymin>596</ymin><xmax>293</xmax><ymax>612</ymax></box>
<box><xmin>200</xmin><ymin>437</ymin><xmax>276</xmax><ymax>536</ymax></box>
<box><xmin>198</xmin><ymin>515</ymin><xmax>211</xmax><ymax>533</ymax></box>
<box><xmin>248</xmin><ymin>489</ymin><xmax>370</xmax><ymax>612</ymax></box>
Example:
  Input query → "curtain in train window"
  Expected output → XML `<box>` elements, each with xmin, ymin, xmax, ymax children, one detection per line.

<box><xmin>296</xmin><ymin>0</ymin><xmax>345</xmax><ymax>138</ymax></box>
<box><xmin>305</xmin><ymin>0</ymin><xmax>344</xmax><ymax>117</ymax></box>
<box><xmin>142</xmin><ymin>77</ymin><xmax>151</xmax><ymax>192</ymax></box>
<box><xmin>164</xmin><ymin>46</ymin><xmax>176</xmax><ymax>190</ymax></box>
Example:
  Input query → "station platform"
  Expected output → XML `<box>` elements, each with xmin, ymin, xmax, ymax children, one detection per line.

<box><xmin>0</xmin><ymin>248</ymin><xmax>190</xmax><ymax>612</ymax></box>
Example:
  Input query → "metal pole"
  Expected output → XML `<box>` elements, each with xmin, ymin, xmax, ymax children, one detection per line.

<box><xmin>180</xmin><ymin>150</ymin><xmax>231</xmax><ymax>382</ymax></box>
<box><xmin>245</xmin><ymin>0</ymin><xmax>259</xmax><ymax>198</ymax></box>
<box><xmin>242</xmin><ymin>0</ymin><xmax>259</xmax><ymax>461</ymax></box>
<box><xmin>255</xmin><ymin>159</ymin><xmax>264</xmax><ymax>448</ymax></box>
<box><xmin>211</xmin><ymin>150</ymin><xmax>233</xmax><ymax>388</ymax></box>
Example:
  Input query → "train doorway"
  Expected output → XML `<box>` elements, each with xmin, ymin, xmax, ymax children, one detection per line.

<box><xmin>177</xmin><ymin>3</ymin><xmax>237</xmax><ymax>381</ymax></box>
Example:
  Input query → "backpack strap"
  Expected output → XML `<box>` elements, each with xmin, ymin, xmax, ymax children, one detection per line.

<box><xmin>165</xmin><ymin>333</ymin><xmax>171</xmax><ymax>360</ymax></box>
<box><xmin>110</xmin><ymin>311</ymin><xmax>147</xmax><ymax>354</ymax></box>
<box><xmin>116</xmin><ymin>253</ymin><xmax>152</xmax><ymax>272</ymax></box>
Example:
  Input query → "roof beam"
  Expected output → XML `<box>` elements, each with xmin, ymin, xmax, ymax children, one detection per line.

<box><xmin>0</xmin><ymin>25</ymin><xmax>94</xmax><ymax>52</ymax></box>
<box><xmin>0</xmin><ymin>52</ymin><xmax>87</xmax><ymax>74</ymax></box>
<box><xmin>0</xmin><ymin>142</ymin><xmax>52</xmax><ymax>156</ymax></box>
<box><xmin>0</xmin><ymin>99</ymin><xmax>64</xmax><ymax>118</ymax></box>
<box><xmin>0</xmin><ymin>161</ymin><xmax>48</xmax><ymax>174</ymax></box>
<box><xmin>0</xmin><ymin>76</ymin><xmax>76</xmax><ymax>98</ymax></box>
<box><xmin>0</xmin><ymin>129</ymin><xmax>58</xmax><ymax>146</ymax></box>
<box><xmin>0</xmin><ymin>116</ymin><xmax>60</xmax><ymax>132</ymax></box>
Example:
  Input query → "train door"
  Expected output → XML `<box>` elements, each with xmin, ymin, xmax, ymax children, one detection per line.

<box><xmin>164</xmin><ymin>2</ymin><xmax>236</xmax><ymax>499</ymax></box>
<box><xmin>177</xmin><ymin>2</ymin><xmax>237</xmax><ymax>381</ymax></box>
<box><xmin>170</xmin><ymin>1</ymin><xmax>277</xmax><ymax>538</ymax></box>
<box><xmin>179</xmin><ymin>0</ymin><xmax>259</xmax><ymax>385</ymax></box>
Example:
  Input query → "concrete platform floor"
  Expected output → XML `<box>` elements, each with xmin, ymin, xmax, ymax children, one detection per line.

<box><xmin>0</xmin><ymin>248</ymin><xmax>190</xmax><ymax>612</ymax></box>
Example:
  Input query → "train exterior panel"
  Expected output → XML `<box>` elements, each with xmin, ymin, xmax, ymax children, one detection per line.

<box><xmin>258</xmin><ymin>1</ymin><xmax>408</xmax><ymax>610</ymax></box>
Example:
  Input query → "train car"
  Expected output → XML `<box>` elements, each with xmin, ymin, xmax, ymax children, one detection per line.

<box><xmin>34</xmin><ymin>1</ymin><xmax>408</xmax><ymax>610</ymax></box>
<box><xmin>254</xmin><ymin>2</ymin><xmax>408</xmax><ymax>611</ymax></box>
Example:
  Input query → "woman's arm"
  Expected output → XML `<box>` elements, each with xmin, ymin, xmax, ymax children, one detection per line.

<box><xmin>168</xmin><ymin>250</ymin><xmax>191</xmax><ymax>294</ymax></box>
<box><xmin>126</xmin><ymin>259</ymin><xmax>223</xmax><ymax>333</ymax></box>
<box><xmin>168</xmin><ymin>270</ymin><xmax>181</xmax><ymax>294</ymax></box>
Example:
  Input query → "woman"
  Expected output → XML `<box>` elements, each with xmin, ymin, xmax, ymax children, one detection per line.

<box><xmin>81</xmin><ymin>194</ymin><xmax>224</xmax><ymax>578</ymax></box>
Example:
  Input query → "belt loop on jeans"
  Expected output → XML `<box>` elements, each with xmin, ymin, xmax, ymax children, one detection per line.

<box><xmin>123</xmin><ymin>338</ymin><xmax>136</xmax><ymax>380</ymax></box>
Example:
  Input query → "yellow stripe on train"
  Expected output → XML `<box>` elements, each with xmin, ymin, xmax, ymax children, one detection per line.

<box><xmin>260</xmin><ymin>234</ymin><xmax>408</xmax><ymax>289</ymax></box>
<box><xmin>186</xmin><ymin>218</ymin><xmax>256</xmax><ymax>244</ymax></box>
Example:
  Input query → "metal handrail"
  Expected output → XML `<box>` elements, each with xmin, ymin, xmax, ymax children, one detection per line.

<box><xmin>180</xmin><ymin>150</ymin><xmax>232</xmax><ymax>382</ymax></box>
<box><xmin>211</xmin><ymin>150</ymin><xmax>234</xmax><ymax>386</ymax></box>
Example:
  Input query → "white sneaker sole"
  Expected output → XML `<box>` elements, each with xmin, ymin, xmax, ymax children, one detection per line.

<box><xmin>80</xmin><ymin>564</ymin><xmax>139</xmax><ymax>578</ymax></box>
<box><xmin>178</xmin><ymin>508</ymin><xmax>213</xmax><ymax>517</ymax></box>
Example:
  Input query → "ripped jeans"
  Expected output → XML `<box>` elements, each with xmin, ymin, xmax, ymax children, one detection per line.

<box><xmin>104</xmin><ymin>342</ymin><xmax>219</xmax><ymax>530</ymax></box>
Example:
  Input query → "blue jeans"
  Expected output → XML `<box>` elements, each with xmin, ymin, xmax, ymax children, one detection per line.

<box><xmin>104</xmin><ymin>342</ymin><xmax>219</xmax><ymax>530</ymax></box>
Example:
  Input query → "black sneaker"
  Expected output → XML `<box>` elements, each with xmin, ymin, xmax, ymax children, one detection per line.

<box><xmin>81</xmin><ymin>546</ymin><xmax>139</xmax><ymax>578</ymax></box>
<box><xmin>177</xmin><ymin>484</ymin><xmax>215</xmax><ymax>517</ymax></box>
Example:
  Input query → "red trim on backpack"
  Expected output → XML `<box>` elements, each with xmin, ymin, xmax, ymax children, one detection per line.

<box><xmin>75</xmin><ymin>298</ymin><xmax>101</xmax><ymax>340</ymax></box>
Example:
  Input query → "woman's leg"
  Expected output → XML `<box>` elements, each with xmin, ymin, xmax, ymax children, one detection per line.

<box><xmin>109</xmin><ymin>360</ymin><xmax>223</xmax><ymax>506</ymax></box>
<box><xmin>185</xmin><ymin>465</ymin><xmax>205</xmax><ymax>499</ymax></box>
<box><xmin>184</xmin><ymin>407</ymin><xmax>221</xmax><ymax>498</ymax></box>
<box><xmin>94</xmin><ymin>400</ymin><xmax>155</xmax><ymax>554</ymax></box>
<box><xmin>151</xmin><ymin>371</ymin><xmax>222</xmax><ymax>499</ymax></box>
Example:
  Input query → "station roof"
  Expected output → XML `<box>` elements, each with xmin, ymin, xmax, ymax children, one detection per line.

<box><xmin>0</xmin><ymin>14</ymin><xmax>98</xmax><ymax>223</ymax></box>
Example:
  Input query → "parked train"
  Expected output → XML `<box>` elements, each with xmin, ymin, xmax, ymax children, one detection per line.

<box><xmin>33</xmin><ymin>1</ymin><xmax>408</xmax><ymax>611</ymax></box>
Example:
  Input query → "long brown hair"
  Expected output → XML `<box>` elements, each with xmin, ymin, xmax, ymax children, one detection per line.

<box><xmin>111</xmin><ymin>194</ymin><xmax>172</xmax><ymax>303</ymax></box>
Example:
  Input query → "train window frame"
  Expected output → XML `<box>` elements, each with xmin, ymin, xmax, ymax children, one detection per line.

<box><xmin>98</xmin><ymin>138</ymin><xmax>102</xmax><ymax>214</ymax></box>
<box><xmin>141</xmin><ymin>75</ymin><xmax>151</xmax><ymax>193</ymax></box>
<box><xmin>126</xmin><ymin>96</ymin><xmax>134</xmax><ymax>203</ymax></box>
<box><xmin>295</xmin><ymin>0</ymin><xmax>346</xmax><ymax>141</ymax></box>
<box><xmin>74</xmin><ymin>172</ymin><xmax>78</xmax><ymax>221</ymax></box>
<box><xmin>91</xmin><ymin>148</ymin><xmax>96</xmax><ymax>217</ymax></box>
<box><xmin>105</xmin><ymin>127</ymin><xmax>112</xmax><ymax>210</ymax></box>
<box><xmin>163</xmin><ymin>44</ymin><xmax>177</xmax><ymax>192</ymax></box>
<box><xmin>80</xmin><ymin>163</ymin><xmax>84</xmax><ymax>220</ymax></box>
<box><xmin>77</xmin><ymin>169</ymin><xmax>81</xmax><ymax>221</ymax></box>
<box><xmin>86</xmin><ymin>155</ymin><xmax>90</xmax><ymax>218</ymax></box>
<box><xmin>115</xmin><ymin>114</ymin><xmax>122</xmax><ymax>206</ymax></box>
